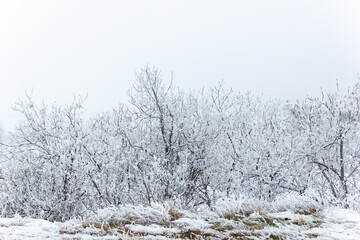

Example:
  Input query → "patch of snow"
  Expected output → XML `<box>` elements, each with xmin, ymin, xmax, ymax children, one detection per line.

<box><xmin>172</xmin><ymin>218</ymin><xmax>212</xmax><ymax>229</ymax></box>
<box><xmin>307</xmin><ymin>208</ymin><xmax>360</xmax><ymax>240</ymax></box>
<box><xmin>0</xmin><ymin>217</ymin><xmax>62</xmax><ymax>240</ymax></box>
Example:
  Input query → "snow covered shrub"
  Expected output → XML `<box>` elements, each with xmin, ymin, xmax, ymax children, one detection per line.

<box><xmin>1</xmin><ymin>68</ymin><xmax>359</xmax><ymax>221</ymax></box>
<box><xmin>273</xmin><ymin>192</ymin><xmax>321</xmax><ymax>214</ymax></box>
<box><xmin>84</xmin><ymin>202</ymin><xmax>192</xmax><ymax>228</ymax></box>
<box><xmin>213</xmin><ymin>196</ymin><xmax>257</xmax><ymax>218</ymax></box>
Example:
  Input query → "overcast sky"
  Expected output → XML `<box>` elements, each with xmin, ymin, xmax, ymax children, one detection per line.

<box><xmin>1</xmin><ymin>0</ymin><xmax>360</xmax><ymax>131</ymax></box>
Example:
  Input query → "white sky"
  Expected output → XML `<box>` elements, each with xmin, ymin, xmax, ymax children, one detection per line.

<box><xmin>1</xmin><ymin>0</ymin><xmax>360</xmax><ymax>131</ymax></box>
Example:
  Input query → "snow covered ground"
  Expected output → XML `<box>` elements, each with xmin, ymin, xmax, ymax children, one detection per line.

<box><xmin>0</xmin><ymin>205</ymin><xmax>359</xmax><ymax>240</ymax></box>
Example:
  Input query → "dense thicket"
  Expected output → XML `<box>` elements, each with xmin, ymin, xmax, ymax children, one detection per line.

<box><xmin>1</xmin><ymin>67</ymin><xmax>360</xmax><ymax>221</ymax></box>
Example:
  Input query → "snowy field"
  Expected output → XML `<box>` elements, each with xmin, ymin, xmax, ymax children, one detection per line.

<box><xmin>0</xmin><ymin>203</ymin><xmax>359</xmax><ymax>240</ymax></box>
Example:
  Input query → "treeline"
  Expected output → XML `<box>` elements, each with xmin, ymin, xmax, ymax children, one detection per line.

<box><xmin>1</xmin><ymin>67</ymin><xmax>359</xmax><ymax>221</ymax></box>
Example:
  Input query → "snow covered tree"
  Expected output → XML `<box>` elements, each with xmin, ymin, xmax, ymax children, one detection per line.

<box><xmin>291</xmin><ymin>84</ymin><xmax>360</xmax><ymax>205</ymax></box>
<box><xmin>127</xmin><ymin>66</ymin><xmax>218</xmax><ymax>206</ymax></box>
<box><xmin>2</xmin><ymin>94</ymin><xmax>89</xmax><ymax>221</ymax></box>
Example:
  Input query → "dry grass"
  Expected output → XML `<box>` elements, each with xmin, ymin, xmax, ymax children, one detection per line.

<box><xmin>56</xmin><ymin>201</ymin><xmax>328</xmax><ymax>239</ymax></box>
